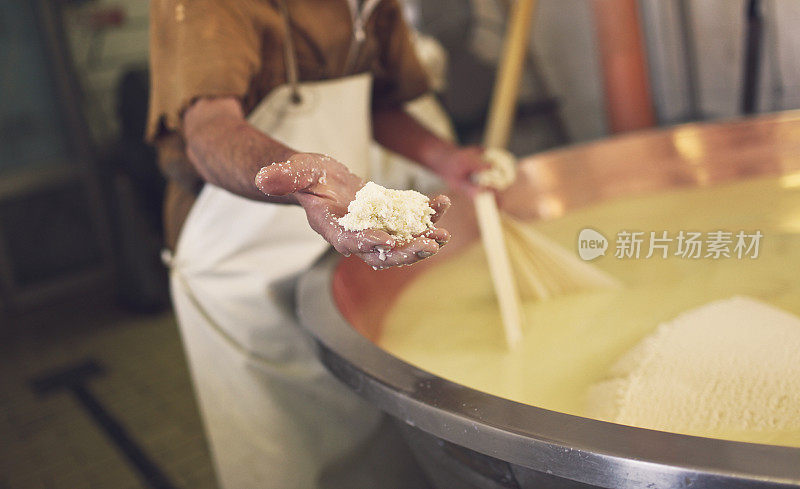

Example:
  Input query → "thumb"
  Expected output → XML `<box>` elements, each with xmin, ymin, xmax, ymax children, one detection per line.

<box><xmin>255</xmin><ymin>158</ymin><xmax>323</xmax><ymax>196</ymax></box>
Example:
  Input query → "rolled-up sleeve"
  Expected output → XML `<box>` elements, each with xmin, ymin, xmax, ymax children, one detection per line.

<box><xmin>371</xmin><ymin>1</ymin><xmax>431</xmax><ymax>109</ymax></box>
<box><xmin>146</xmin><ymin>0</ymin><xmax>263</xmax><ymax>142</ymax></box>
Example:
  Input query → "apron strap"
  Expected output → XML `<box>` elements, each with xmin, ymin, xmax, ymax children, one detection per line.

<box><xmin>278</xmin><ymin>0</ymin><xmax>382</xmax><ymax>85</ymax></box>
<box><xmin>343</xmin><ymin>0</ymin><xmax>382</xmax><ymax>75</ymax></box>
<box><xmin>277</xmin><ymin>0</ymin><xmax>302</xmax><ymax>104</ymax></box>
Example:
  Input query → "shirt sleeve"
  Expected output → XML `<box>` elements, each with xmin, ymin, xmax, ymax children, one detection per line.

<box><xmin>371</xmin><ymin>0</ymin><xmax>431</xmax><ymax>109</ymax></box>
<box><xmin>146</xmin><ymin>0</ymin><xmax>265</xmax><ymax>142</ymax></box>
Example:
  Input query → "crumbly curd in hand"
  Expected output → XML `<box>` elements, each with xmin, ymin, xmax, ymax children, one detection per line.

<box><xmin>339</xmin><ymin>182</ymin><xmax>435</xmax><ymax>243</ymax></box>
<box><xmin>378</xmin><ymin>175</ymin><xmax>800</xmax><ymax>447</ymax></box>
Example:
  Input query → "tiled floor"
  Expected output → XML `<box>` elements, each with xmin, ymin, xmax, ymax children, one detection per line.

<box><xmin>0</xmin><ymin>298</ymin><xmax>217</xmax><ymax>489</ymax></box>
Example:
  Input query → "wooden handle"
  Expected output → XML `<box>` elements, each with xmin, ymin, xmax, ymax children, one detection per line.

<box><xmin>474</xmin><ymin>192</ymin><xmax>523</xmax><ymax>347</ymax></box>
<box><xmin>476</xmin><ymin>0</ymin><xmax>537</xmax><ymax>348</ymax></box>
<box><xmin>484</xmin><ymin>0</ymin><xmax>538</xmax><ymax>149</ymax></box>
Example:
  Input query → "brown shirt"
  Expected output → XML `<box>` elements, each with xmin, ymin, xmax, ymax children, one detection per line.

<box><xmin>147</xmin><ymin>0</ymin><xmax>430</xmax><ymax>248</ymax></box>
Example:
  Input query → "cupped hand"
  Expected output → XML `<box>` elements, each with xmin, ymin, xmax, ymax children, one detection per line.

<box><xmin>255</xmin><ymin>153</ymin><xmax>451</xmax><ymax>268</ymax></box>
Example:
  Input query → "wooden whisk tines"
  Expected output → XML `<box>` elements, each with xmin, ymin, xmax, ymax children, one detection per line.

<box><xmin>502</xmin><ymin>216</ymin><xmax>621</xmax><ymax>301</ymax></box>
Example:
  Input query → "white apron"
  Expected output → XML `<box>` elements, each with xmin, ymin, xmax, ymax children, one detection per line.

<box><xmin>166</xmin><ymin>3</ymin><xmax>427</xmax><ymax>487</ymax></box>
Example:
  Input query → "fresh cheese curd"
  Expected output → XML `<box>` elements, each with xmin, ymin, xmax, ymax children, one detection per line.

<box><xmin>339</xmin><ymin>182</ymin><xmax>435</xmax><ymax>243</ymax></box>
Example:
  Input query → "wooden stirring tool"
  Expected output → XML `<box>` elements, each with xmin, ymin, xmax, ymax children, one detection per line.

<box><xmin>475</xmin><ymin>0</ymin><xmax>538</xmax><ymax>349</ymax></box>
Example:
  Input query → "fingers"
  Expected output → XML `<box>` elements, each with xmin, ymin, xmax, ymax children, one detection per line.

<box><xmin>356</xmin><ymin>236</ymin><xmax>442</xmax><ymax>269</ymax></box>
<box><xmin>465</xmin><ymin>146</ymin><xmax>492</xmax><ymax>173</ymax></box>
<box><xmin>323</xmin><ymin>225</ymin><xmax>395</xmax><ymax>256</ymax></box>
<box><xmin>332</xmin><ymin>224</ymin><xmax>447</xmax><ymax>268</ymax></box>
<box><xmin>428</xmin><ymin>194</ymin><xmax>451</xmax><ymax>224</ymax></box>
<box><xmin>338</xmin><ymin>193</ymin><xmax>451</xmax><ymax>266</ymax></box>
<box><xmin>333</xmin><ymin>224</ymin><xmax>450</xmax><ymax>268</ymax></box>
<box><xmin>423</xmin><ymin>227</ymin><xmax>450</xmax><ymax>246</ymax></box>
<box><xmin>352</xmin><ymin>229</ymin><xmax>396</xmax><ymax>252</ymax></box>
<box><xmin>255</xmin><ymin>156</ymin><xmax>323</xmax><ymax>196</ymax></box>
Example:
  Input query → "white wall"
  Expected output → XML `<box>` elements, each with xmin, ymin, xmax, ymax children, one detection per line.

<box><xmin>527</xmin><ymin>0</ymin><xmax>800</xmax><ymax>141</ymax></box>
<box><xmin>463</xmin><ymin>0</ymin><xmax>606</xmax><ymax>142</ymax></box>
<box><xmin>760</xmin><ymin>0</ymin><xmax>800</xmax><ymax>111</ymax></box>
<box><xmin>532</xmin><ymin>0</ymin><xmax>606</xmax><ymax>141</ymax></box>
<box><xmin>639</xmin><ymin>0</ymin><xmax>800</xmax><ymax>124</ymax></box>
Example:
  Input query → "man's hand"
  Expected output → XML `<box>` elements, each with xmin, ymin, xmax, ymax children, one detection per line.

<box><xmin>255</xmin><ymin>153</ymin><xmax>451</xmax><ymax>268</ymax></box>
<box><xmin>433</xmin><ymin>145</ymin><xmax>492</xmax><ymax>197</ymax></box>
